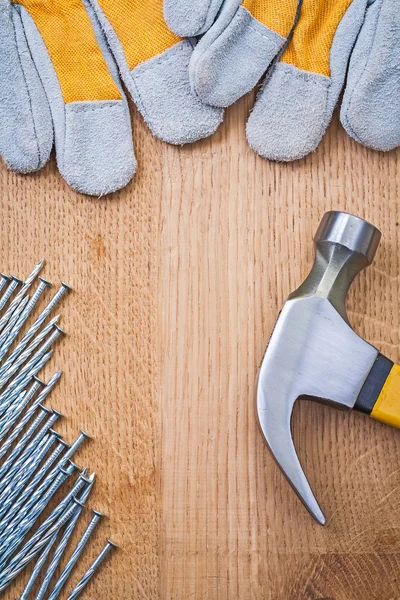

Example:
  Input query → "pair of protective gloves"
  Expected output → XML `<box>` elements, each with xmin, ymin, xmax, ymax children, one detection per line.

<box><xmin>0</xmin><ymin>0</ymin><xmax>398</xmax><ymax>196</ymax></box>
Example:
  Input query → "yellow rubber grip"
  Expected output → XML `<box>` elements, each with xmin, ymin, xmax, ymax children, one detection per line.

<box><xmin>371</xmin><ymin>364</ymin><xmax>400</xmax><ymax>428</ymax></box>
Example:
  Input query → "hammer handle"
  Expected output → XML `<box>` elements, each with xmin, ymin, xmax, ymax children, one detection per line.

<box><xmin>356</xmin><ymin>355</ymin><xmax>400</xmax><ymax>428</ymax></box>
<box><xmin>371</xmin><ymin>364</ymin><xmax>400</xmax><ymax>428</ymax></box>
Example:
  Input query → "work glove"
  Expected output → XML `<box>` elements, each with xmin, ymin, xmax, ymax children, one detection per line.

<box><xmin>166</xmin><ymin>0</ymin><xmax>400</xmax><ymax>161</ymax></box>
<box><xmin>0</xmin><ymin>0</ymin><xmax>223</xmax><ymax>195</ymax></box>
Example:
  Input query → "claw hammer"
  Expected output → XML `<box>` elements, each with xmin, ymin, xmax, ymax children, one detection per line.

<box><xmin>257</xmin><ymin>211</ymin><xmax>400</xmax><ymax>525</ymax></box>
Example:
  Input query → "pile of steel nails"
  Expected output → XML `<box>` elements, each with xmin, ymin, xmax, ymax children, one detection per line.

<box><xmin>0</xmin><ymin>261</ymin><xmax>116</xmax><ymax>599</ymax></box>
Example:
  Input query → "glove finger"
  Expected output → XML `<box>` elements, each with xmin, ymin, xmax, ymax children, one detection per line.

<box><xmin>89</xmin><ymin>0</ymin><xmax>223</xmax><ymax>144</ymax></box>
<box><xmin>189</xmin><ymin>0</ymin><xmax>301</xmax><ymax>107</ymax></box>
<box><xmin>17</xmin><ymin>0</ymin><xmax>135</xmax><ymax>196</ymax></box>
<box><xmin>247</xmin><ymin>0</ymin><xmax>369</xmax><ymax>161</ymax></box>
<box><xmin>164</xmin><ymin>0</ymin><xmax>224</xmax><ymax>37</ymax></box>
<box><xmin>0</xmin><ymin>1</ymin><xmax>52</xmax><ymax>173</ymax></box>
<box><xmin>341</xmin><ymin>0</ymin><xmax>400</xmax><ymax>152</ymax></box>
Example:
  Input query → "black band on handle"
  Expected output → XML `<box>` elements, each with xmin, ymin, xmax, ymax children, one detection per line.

<box><xmin>355</xmin><ymin>353</ymin><xmax>393</xmax><ymax>415</ymax></box>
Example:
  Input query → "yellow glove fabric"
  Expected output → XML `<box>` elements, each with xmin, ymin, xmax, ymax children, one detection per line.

<box><xmin>242</xmin><ymin>0</ymin><xmax>301</xmax><ymax>37</ymax></box>
<box><xmin>94</xmin><ymin>0</ymin><xmax>179</xmax><ymax>70</ymax></box>
<box><xmin>16</xmin><ymin>0</ymin><xmax>122</xmax><ymax>103</ymax></box>
<box><xmin>281</xmin><ymin>0</ymin><xmax>353</xmax><ymax>76</ymax></box>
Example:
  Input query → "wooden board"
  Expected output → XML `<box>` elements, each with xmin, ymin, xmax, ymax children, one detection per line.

<box><xmin>1</xmin><ymin>94</ymin><xmax>400</xmax><ymax>599</ymax></box>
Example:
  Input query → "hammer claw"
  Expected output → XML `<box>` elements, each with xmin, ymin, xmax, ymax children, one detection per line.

<box><xmin>257</xmin><ymin>390</ymin><xmax>326</xmax><ymax>525</ymax></box>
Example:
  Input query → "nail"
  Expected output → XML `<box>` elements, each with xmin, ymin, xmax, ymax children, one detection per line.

<box><xmin>0</xmin><ymin>261</ymin><xmax>44</xmax><ymax>325</ymax></box>
<box><xmin>0</xmin><ymin>458</ymin><xmax>83</xmax><ymax>559</ymax></box>
<box><xmin>0</xmin><ymin>430</ymin><xmax>57</xmax><ymax>500</ymax></box>
<box><xmin>66</xmin><ymin>540</ymin><xmax>117</xmax><ymax>600</ymax></box>
<box><xmin>0</xmin><ymin>326</ymin><xmax>64</xmax><ymax>393</ymax></box>
<box><xmin>25</xmin><ymin>469</ymin><xmax>91</xmax><ymax>547</ymax></box>
<box><xmin>0</xmin><ymin>432</ymin><xmax>59</xmax><ymax>526</ymax></box>
<box><xmin>0</xmin><ymin>350</ymin><xmax>54</xmax><ymax>413</ymax></box>
<box><xmin>7</xmin><ymin>322</ymin><xmax>65</xmax><ymax>386</ymax></box>
<box><xmin>0</xmin><ymin>388</ymin><xmax>28</xmax><ymax>440</ymax></box>
<box><xmin>0</xmin><ymin>503</ymin><xmax>78</xmax><ymax>589</ymax></box>
<box><xmin>59</xmin><ymin>431</ymin><xmax>91</xmax><ymax>468</ymax></box>
<box><xmin>0</xmin><ymin>316</ymin><xmax>61</xmax><ymax>386</ymax></box>
<box><xmin>31</xmin><ymin>370</ymin><xmax>62</xmax><ymax>405</ymax></box>
<box><xmin>35</xmin><ymin>509</ymin><xmax>84</xmax><ymax>600</ymax></box>
<box><xmin>0</xmin><ymin>316</ymin><xmax>60</xmax><ymax>387</ymax></box>
<box><xmin>0</xmin><ymin>437</ymin><xmax>69</xmax><ymax>531</ymax></box>
<box><xmin>0</xmin><ymin>406</ymin><xmax>51</xmax><ymax>483</ymax></box>
<box><xmin>19</xmin><ymin>531</ymin><xmax>59</xmax><ymax>600</ymax></box>
<box><xmin>0</xmin><ymin>410</ymin><xmax>62</xmax><ymax>493</ymax></box>
<box><xmin>47</xmin><ymin>510</ymin><xmax>103</xmax><ymax>600</ymax></box>
<box><xmin>0</xmin><ymin>274</ymin><xmax>10</xmax><ymax>293</ymax></box>
<box><xmin>0</xmin><ymin>282</ymin><xmax>71</xmax><ymax>386</ymax></box>
<box><xmin>4</xmin><ymin>471</ymin><xmax>91</xmax><ymax>576</ymax></box>
<box><xmin>0</xmin><ymin>295</ymin><xmax>29</xmax><ymax>346</ymax></box>
<box><xmin>23</xmin><ymin>260</ymin><xmax>45</xmax><ymax>286</ymax></box>
<box><xmin>0</xmin><ymin>379</ymin><xmax>30</xmax><ymax>421</ymax></box>
<box><xmin>0</xmin><ymin>278</ymin><xmax>19</xmax><ymax>311</ymax></box>
<box><xmin>0</xmin><ymin>444</ymin><xmax>84</xmax><ymax>547</ymax></box>
<box><xmin>0</xmin><ymin>277</ymin><xmax>52</xmax><ymax>361</ymax></box>
<box><xmin>0</xmin><ymin>462</ymin><xmax>76</xmax><ymax>569</ymax></box>
<box><xmin>0</xmin><ymin>475</ymin><xmax>92</xmax><ymax>590</ymax></box>
<box><xmin>0</xmin><ymin>371</ymin><xmax>60</xmax><ymax>452</ymax></box>
<box><xmin>0</xmin><ymin>292</ymin><xmax>29</xmax><ymax>338</ymax></box>
<box><xmin>0</xmin><ymin>281</ymin><xmax>70</xmax><ymax>380</ymax></box>
<box><xmin>0</xmin><ymin>379</ymin><xmax>43</xmax><ymax>441</ymax></box>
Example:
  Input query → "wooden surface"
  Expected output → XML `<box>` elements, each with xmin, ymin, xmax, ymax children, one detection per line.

<box><xmin>1</xmin><ymin>95</ymin><xmax>400</xmax><ymax>599</ymax></box>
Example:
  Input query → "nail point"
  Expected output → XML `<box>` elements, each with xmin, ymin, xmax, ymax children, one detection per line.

<box><xmin>47</xmin><ymin>370</ymin><xmax>62</xmax><ymax>386</ymax></box>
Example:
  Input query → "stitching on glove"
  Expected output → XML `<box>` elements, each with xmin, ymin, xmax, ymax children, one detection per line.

<box><xmin>279</xmin><ymin>67</ymin><xmax>330</xmax><ymax>86</ymax></box>
<box><xmin>246</xmin><ymin>20</ymin><xmax>284</xmax><ymax>43</ymax></box>
<box><xmin>66</xmin><ymin>101</ymin><xmax>122</xmax><ymax>113</ymax></box>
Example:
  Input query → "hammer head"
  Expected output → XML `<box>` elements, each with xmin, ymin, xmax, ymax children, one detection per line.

<box><xmin>257</xmin><ymin>211</ymin><xmax>381</xmax><ymax>524</ymax></box>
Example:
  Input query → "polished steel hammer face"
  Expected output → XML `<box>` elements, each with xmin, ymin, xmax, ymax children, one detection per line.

<box><xmin>257</xmin><ymin>211</ymin><xmax>400</xmax><ymax>525</ymax></box>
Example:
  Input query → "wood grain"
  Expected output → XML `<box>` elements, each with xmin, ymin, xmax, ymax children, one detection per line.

<box><xmin>1</xmin><ymin>94</ymin><xmax>400</xmax><ymax>599</ymax></box>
